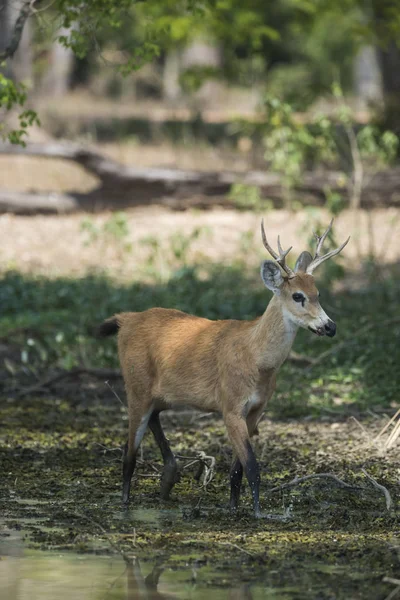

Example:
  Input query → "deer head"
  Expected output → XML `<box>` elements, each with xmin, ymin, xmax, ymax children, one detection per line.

<box><xmin>260</xmin><ymin>219</ymin><xmax>350</xmax><ymax>337</ymax></box>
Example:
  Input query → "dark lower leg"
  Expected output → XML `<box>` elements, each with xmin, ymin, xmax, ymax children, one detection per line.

<box><xmin>244</xmin><ymin>440</ymin><xmax>261</xmax><ymax>517</ymax></box>
<box><xmin>149</xmin><ymin>412</ymin><xmax>178</xmax><ymax>499</ymax></box>
<box><xmin>229</xmin><ymin>456</ymin><xmax>243</xmax><ymax>510</ymax></box>
<box><xmin>122</xmin><ymin>440</ymin><xmax>136</xmax><ymax>505</ymax></box>
<box><xmin>225</xmin><ymin>413</ymin><xmax>261</xmax><ymax>517</ymax></box>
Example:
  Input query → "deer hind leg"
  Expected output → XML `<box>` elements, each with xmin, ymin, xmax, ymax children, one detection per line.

<box><xmin>229</xmin><ymin>456</ymin><xmax>243</xmax><ymax>510</ymax></box>
<box><xmin>148</xmin><ymin>411</ymin><xmax>179</xmax><ymax>500</ymax></box>
<box><xmin>226</xmin><ymin>409</ymin><xmax>263</xmax><ymax>515</ymax></box>
<box><xmin>122</xmin><ymin>395</ymin><xmax>153</xmax><ymax>505</ymax></box>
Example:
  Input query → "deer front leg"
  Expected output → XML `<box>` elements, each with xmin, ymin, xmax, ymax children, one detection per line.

<box><xmin>224</xmin><ymin>412</ymin><xmax>261</xmax><ymax>518</ymax></box>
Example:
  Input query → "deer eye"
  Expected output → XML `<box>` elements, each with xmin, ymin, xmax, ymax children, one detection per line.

<box><xmin>292</xmin><ymin>293</ymin><xmax>305</xmax><ymax>303</ymax></box>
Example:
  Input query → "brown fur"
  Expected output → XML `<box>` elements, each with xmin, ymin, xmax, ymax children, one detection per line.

<box><xmin>102</xmin><ymin>270</ymin><xmax>334</xmax><ymax>514</ymax></box>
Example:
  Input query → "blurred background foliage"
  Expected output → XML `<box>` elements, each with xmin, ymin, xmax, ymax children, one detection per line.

<box><xmin>1</xmin><ymin>0</ymin><xmax>400</xmax><ymax>420</ymax></box>
<box><xmin>2</xmin><ymin>0</ymin><xmax>400</xmax><ymax>140</ymax></box>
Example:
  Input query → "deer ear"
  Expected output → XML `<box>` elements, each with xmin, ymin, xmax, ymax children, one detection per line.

<box><xmin>261</xmin><ymin>260</ymin><xmax>284</xmax><ymax>293</ymax></box>
<box><xmin>294</xmin><ymin>251</ymin><xmax>313</xmax><ymax>273</ymax></box>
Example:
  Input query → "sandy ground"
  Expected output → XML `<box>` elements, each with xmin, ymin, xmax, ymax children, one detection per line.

<box><xmin>0</xmin><ymin>206</ymin><xmax>399</xmax><ymax>279</ymax></box>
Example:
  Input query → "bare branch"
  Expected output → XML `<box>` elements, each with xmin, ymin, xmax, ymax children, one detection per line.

<box><xmin>268</xmin><ymin>472</ymin><xmax>359</xmax><ymax>494</ymax></box>
<box><xmin>362</xmin><ymin>468</ymin><xmax>392</xmax><ymax>511</ymax></box>
<box><xmin>182</xmin><ymin>539</ymin><xmax>255</xmax><ymax>557</ymax></box>
<box><xmin>382</xmin><ymin>579</ymin><xmax>400</xmax><ymax>600</ymax></box>
<box><xmin>71</xmin><ymin>511</ymin><xmax>135</xmax><ymax>563</ymax></box>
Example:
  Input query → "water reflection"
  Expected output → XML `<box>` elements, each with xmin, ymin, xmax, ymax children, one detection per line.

<box><xmin>0</xmin><ymin>532</ymin><xmax>255</xmax><ymax>600</ymax></box>
<box><xmin>125</xmin><ymin>559</ymin><xmax>253</xmax><ymax>600</ymax></box>
<box><xmin>126</xmin><ymin>560</ymin><xmax>179</xmax><ymax>600</ymax></box>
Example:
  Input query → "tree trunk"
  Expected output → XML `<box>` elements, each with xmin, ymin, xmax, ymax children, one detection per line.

<box><xmin>42</xmin><ymin>27</ymin><xmax>75</xmax><ymax>97</ymax></box>
<box><xmin>0</xmin><ymin>0</ymin><xmax>12</xmax><ymax>77</ymax></box>
<box><xmin>372</xmin><ymin>3</ymin><xmax>400</xmax><ymax>128</ymax></box>
<box><xmin>181</xmin><ymin>37</ymin><xmax>223</xmax><ymax>109</ymax></box>
<box><xmin>163</xmin><ymin>48</ymin><xmax>181</xmax><ymax>103</ymax></box>
<box><xmin>377</xmin><ymin>42</ymin><xmax>400</xmax><ymax>127</ymax></box>
<box><xmin>353</xmin><ymin>46</ymin><xmax>382</xmax><ymax>110</ymax></box>
<box><xmin>7</xmin><ymin>0</ymin><xmax>32</xmax><ymax>83</ymax></box>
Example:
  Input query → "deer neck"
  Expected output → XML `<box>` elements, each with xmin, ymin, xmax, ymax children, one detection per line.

<box><xmin>252</xmin><ymin>294</ymin><xmax>299</xmax><ymax>370</ymax></box>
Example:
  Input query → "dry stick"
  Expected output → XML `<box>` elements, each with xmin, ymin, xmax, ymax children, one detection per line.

<box><xmin>308</xmin><ymin>316</ymin><xmax>400</xmax><ymax>370</ymax></box>
<box><xmin>104</xmin><ymin>380</ymin><xmax>126</xmax><ymax>409</ymax></box>
<box><xmin>288</xmin><ymin>351</ymin><xmax>316</xmax><ymax>366</ymax></box>
<box><xmin>384</xmin><ymin>578</ymin><xmax>400</xmax><ymax>587</ymax></box>
<box><xmin>373</xmin><ymin>408</ymin><xmax>400</xmax><ymax>443</ymax></box>
<box><xmin>177</xmin><ymin>452</ymin><xmax>216</xmax><ymax>488</ymax></box>
<box><xmin>374</xmin><ymin>409</ymin><xmax>400</xmax><ymax>443</ymax></box>
<box><xmin>383</xmin><ymin>585</ymin><xmax>400</xmax><ymax>600</ymax></box>
<box><xmin>386</xmin><ymin>418</ymin><xmax>400</xmax><ymax>450</ymax></box>
<box><xmin>182</xmin><ymin>539</ymin><xmax>255</xmax><ymax>558</ymax></box>
<box><xmin>268</xmin><ymin>473</ymin><xmax>358</xmax><ymax>494</ymax></box>
<box><xmin>349</xmin><ymin>415</ymin><xmax>371</xmax><ymax>440</ymax></box>
<box><xmin>16</xmin><ymin>367</ymin><xmax>122</xmax><ymax>397</ymax></box>
<box><xmin>383</xmin><ymin>578</ymin><xmax>400</xmax><ymax>600</ymax></box>
<box><xmin>70</xmin><ymin>511</ymin><xmax>136</xmax><ymax>563</ymax></box>
<box><xmin>361</xmin><ymin>468</ymin><xmax>392</xmax><ymax>511</ymax></box>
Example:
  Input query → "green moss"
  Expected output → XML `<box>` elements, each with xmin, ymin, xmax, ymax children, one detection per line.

<box><xmin>1</xmin><ymin>391</ymin><xmax>399</xmax><ymax>598</ymax></box>
<box><xmin>1</xmin><ymin>263</ymin><xmax>400</xmax><ymax>597</ymax></box>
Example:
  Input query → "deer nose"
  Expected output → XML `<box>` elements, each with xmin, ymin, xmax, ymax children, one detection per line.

<box><xmin>325</xmin><ymin>320</ymin><xmax>336</xmax><ymax>337</ymax></box>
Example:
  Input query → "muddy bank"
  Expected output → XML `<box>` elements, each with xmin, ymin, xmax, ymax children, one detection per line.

<box><xmin>1</xmin><ymin>388</ymin><xmax>399</xmax><ymax>599</ymax></box>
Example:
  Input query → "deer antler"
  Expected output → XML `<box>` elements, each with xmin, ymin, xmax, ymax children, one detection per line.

<box><xmin>306</xmin><ymin>219</ymin><xmax>350</xmax><ymax>274</ymax></box>
<box><xmin>261</xmin><ymin>219</ymin><xmax>295</xmax><ymax>277</ymax></box>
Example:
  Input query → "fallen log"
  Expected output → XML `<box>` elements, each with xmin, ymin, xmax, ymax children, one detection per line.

<box><xmin>0</xmin><ymin>190</ymin><xmax>79</xmax><ymax>214</ymax></box>
<box><xmin>1</xmin><ymin>142</ymin><xmax>400</xmax><ymax>213</ymax></box>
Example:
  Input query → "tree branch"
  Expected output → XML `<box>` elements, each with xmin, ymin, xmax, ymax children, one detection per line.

<box><xmin>361</xmin><ymin>468</ymin><xmax>392</xmax><ymax>511</ymax></box>
<box><xmin>268</xmin><ymin>473</ymin><xmax>360</xmax><ymax>493</ymax></box>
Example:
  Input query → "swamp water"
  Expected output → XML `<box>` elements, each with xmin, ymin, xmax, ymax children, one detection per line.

<box><xmin>1</xmin><ymin>501</ymin><xmax>398</xmax><ymax>600</ymax></box>
<box><xmin>1</xmin><ymin>398</ymin><xmax>399</xmax><ymax>599</ymax></box>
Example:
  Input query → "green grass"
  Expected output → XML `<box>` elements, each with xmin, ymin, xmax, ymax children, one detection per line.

<box><xmin>1</xmin><ymin>261</ymin><xmax>399</xmax><ymax>417</ymax></box>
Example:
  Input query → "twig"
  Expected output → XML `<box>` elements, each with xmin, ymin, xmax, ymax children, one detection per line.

<box><xmin>374</xmin><ymin>408</ymin><xmax>400</xmax><ymax>443</ymax></box>
<box><xmin>105</xmin><ymin>380</ymin><xmax>126</xmax><ymax>409</ymax></box>
<box><xmin>176</xmin><ymin>452</ymin><xmax>216</xmax><ymax>488</ymax></box>
<box><xmin>182</xmin><ymin>539</ymin><xmax>254</xmax><ymax>557</ymax></box>
<box><xmin>268</xmin><ymin>473</ymin><xmax>358</xmax><ymax>494</ymax></box>
<box><xmin>383</xmin><ymin>577</ymin><xmax>400</xmax><ymax>600</ymax></box>
<box><xmin>384</xmin><ymin>578</ymin><xmax>400</xmax><ymax>587</ymax></box>
<box><xmin>288</xmin><ymin>351</ymin><xmax>316</xmax><ymax>366</ymax></box>
<box><xmin>16</xmin><ymin>367</ymin><xmax>122</xmax><ymax>397</ymax></box>
<box><xmin>361</xmin><ymin>468</ymin><xmax>392</xmax><ymax>511</ymax></box>
<box><xmin>386</xmin><ymin>417</ymin><xmax>400</xmax><ymax>450</ymax></box>
<box><xmin>349</xmin><ymin>415</ymin><xmax>371</xmax><ymax>440</ymax></box>
<box><xmin>70</xmin><ymin>511</ymin><xmax>135</xmax><ymax>563</ymax></box>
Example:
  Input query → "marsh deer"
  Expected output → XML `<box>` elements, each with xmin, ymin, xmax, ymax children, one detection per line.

<box><xmin>99</xmin><ymin>220</ymin><xmax>349</xmax><ymax>517</ymax></box>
